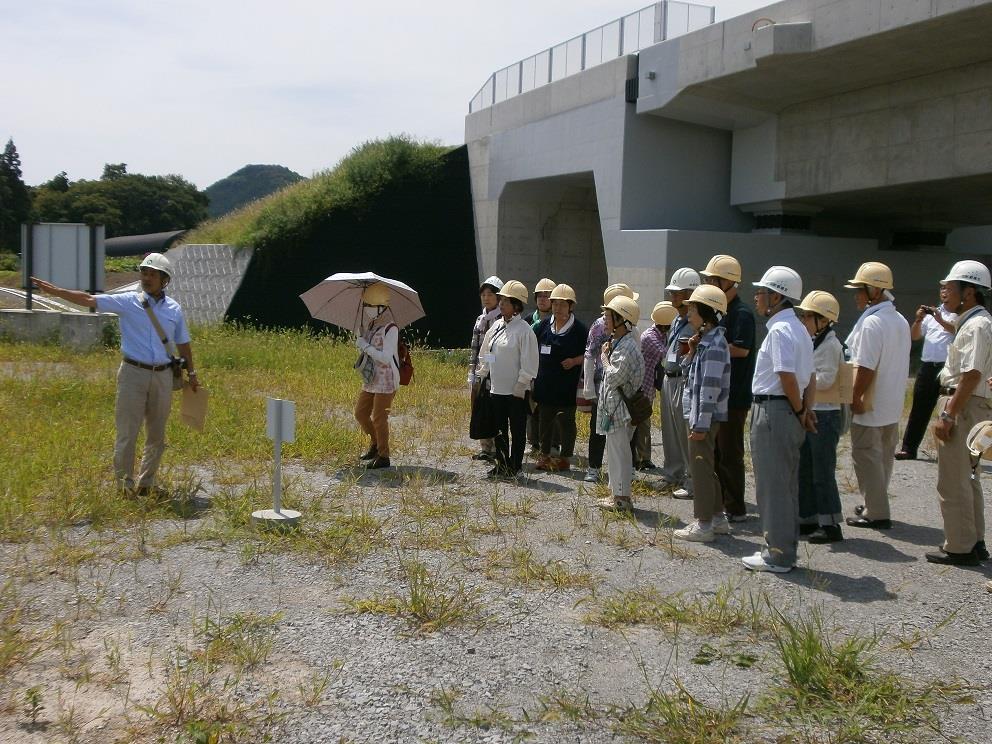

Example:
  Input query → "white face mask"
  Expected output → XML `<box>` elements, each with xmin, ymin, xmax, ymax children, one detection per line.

<box><xmin>364</xmin><ymin>306</ymin><xmax>380</xmax><ymax>320</ymax></box>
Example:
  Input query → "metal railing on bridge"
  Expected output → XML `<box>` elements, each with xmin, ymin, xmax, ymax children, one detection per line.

<box><xmin>468</xmin><ymin>1</ymin><xmax>715</xmax><ymax>113</ymax></box>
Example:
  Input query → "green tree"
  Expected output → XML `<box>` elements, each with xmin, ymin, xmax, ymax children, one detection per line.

<box><xmin>101</xmin><ymin>163</ymin><xmax>127</xmax><ymax>181</ymax></box>
<box><xmin>0</xmin><ymin>138</ymin><xmax>31</xmax><ymax>252</ymax></box>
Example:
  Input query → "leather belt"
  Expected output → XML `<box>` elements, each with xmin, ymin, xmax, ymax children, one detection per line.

<box><xmin>940</xmin><ymin>387</ymin><xmax>957</xmax><ymax>396</ymax></box>
<box><xmin>124</xmin><ymin>357</ymin><xmax>171</xmax><ymax>372</ymax></box>
<box><xmin>753</xmin><ymin>394</ymin><xmax>788</xmax><ymax>403</ymax></box>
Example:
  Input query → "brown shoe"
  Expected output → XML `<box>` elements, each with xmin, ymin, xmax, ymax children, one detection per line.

<box><xmin>894</xmin><ymin>450</ymin><xmax>916</xmax><ymax>461</ymax></box>
<box><xmin>535</xmin><ymin>455</ymin><xmax>553</xmax><ymax>471</ymax></box>
<box><xmin>555</xmin><ymin>457</ymin><xmax>571</xmax><ymax>471</ymax></box>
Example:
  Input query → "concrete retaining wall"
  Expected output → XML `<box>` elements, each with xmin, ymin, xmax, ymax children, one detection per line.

<box><xmin>0</xmin><ymin>309</ymin><xmax>118</xmax><ymax>351</ymax></box>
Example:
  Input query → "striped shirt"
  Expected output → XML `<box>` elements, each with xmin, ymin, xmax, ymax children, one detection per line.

<box><xmin>639</xmin><ymin>325</ymin><xmax>668</xmax><ymax>399</ymax></box>
<box><xmin>681</xmin><ymin>326</ymin><xmax>730</xmax><ymax>432</ymax></box>
<box><xmin>468</xmin><ymin>307</ymin><xmax>501</xmax><ymax>384</ymax></box>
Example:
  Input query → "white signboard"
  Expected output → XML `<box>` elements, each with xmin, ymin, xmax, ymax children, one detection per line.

<box><xmin>266</xmin><ymin>398</ymin><xmax>296</xmax><ymax>443</ymax></box>
<box><xmin>22</xmin><ymin>223</ymin><xmax>106</xmax><ymax>292</ymax></box>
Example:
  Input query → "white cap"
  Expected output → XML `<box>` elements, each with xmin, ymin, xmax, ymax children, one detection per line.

<box><xmin>666</xmin><ymin>268</ymin><xmax>701</xmax><ymax>292</ymax></box>
<box><xmin>480</xmin><ymin>276</ymin><xmax>504</xmax><ymax>291</ymax></box>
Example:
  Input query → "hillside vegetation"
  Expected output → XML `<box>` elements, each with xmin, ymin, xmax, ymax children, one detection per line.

<box><xmin>204</xmin><ymin>164</ymin><xmax>304</xmax><ymax>218</ymax></box>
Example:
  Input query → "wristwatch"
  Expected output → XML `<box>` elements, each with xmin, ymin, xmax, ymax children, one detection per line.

<box><xmin>939</xmin><ymin>410</ymin><xmax>956</xmax><ymax>424</ymax></box>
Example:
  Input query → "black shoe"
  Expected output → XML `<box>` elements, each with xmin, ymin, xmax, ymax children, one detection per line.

<box><xmin>364</xmin><ymin>456</ymin><xmax>390</xmax><ymax>470</ymax></box>
<box><xmin>894</xmin><ymin>450</ymin><xmax>916</xmax><ymax>461</ymax></box>
<box><xmin>854</xmin><ymin>504</ymin><xmax>866</xmax><ymax>516</ymax></box>
<box><xmin>799</xmin><ymin>523</ymin><xmax>819</xmax><ymax>536</ymax></box>
<box><xmin>846</xmin><ymin>516</ymin><xmax>892</xmax><ymax>529</ymax></box>
<box><xmin>974</xmin><ymin>541</ymin><xmax>989</xmax><ymax>561</ymax></box>
<box><xmin>472</xmin><ymin>451</ymin><xmax>495</xmax><ymax>462</ymax></box>
<box><xmin>809</xmin><ymin>525</ymin><xmax>844</xmax><ymax>544</ymax></box>
<box><xmin>360</xmin><ymin>445</ymin><xmax>378</xmax><ymax>461</ymax></box>
<box><xmin>925</xmin><ymin>549</ymin><xmax>979</xmax><ymax>566</ymax></box>
<box><xmin>486</xmin><ymin>465</ymin><xmax>517</xmax><ymax>481</ymax></box>
<box><xmin>635</xmin><ymin>460</ymin><xmax>657</xmax><ymax>471</ymax></box>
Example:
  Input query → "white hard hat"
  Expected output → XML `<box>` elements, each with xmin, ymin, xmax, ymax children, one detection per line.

<box><xmin>966</xmin><ymin>420</ymin><xmax>992</xmax><ymax>459</ymax></box>
<box><xmin>139</xmin><ymin>252</ymin><xmax>173</xmax><ymax>279</ymax></box>
<box><xmin>753</xmin><ymin>266</ymin><xmax>802</xmax><ymax>302</ymax></box>
<box><xmin>666</xmin><ymin>268</ymin><xmax>701</xmax><ymax>292</ymax></box>
<box><xmin>942</xmin><ymin>260</ymin><xmax>991</xmax><ymax>290</ymax></box>
<box><xmin>480</xmin><ymin>276</ymin><xmax>504</xmax><ymax>292</ymax></box>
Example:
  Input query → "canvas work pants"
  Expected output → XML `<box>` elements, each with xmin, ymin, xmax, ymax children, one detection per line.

<box><xmin>355</xmin><ymin>390</ymin><xmax>395</xmax><ymax>457</ymax></box>
<box><xmin>114</xmin><ymin>361</ymin><xmax>173</xmax><ymax>490</ymax></box>
<box><xmin>659</xmin><ymin>374</ymin><xmax>691</xmax><ymax>490</ymax></box>
<box><xmin>850</xmin><ymin>422</ymin><xmax>899</xmax><ymax>521</ymax></box>
<box><xmin>688</xmin><ymin>425</ymin><xmax>722</xmax><ymax>522</ymax></box>
<box><xmin>936</xmin><ymin>395</ymin><xmax>991</xmax><ymax>553</ymax></box>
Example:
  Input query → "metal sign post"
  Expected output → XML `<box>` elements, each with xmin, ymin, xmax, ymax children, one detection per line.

<box><xmin>251</xmin><ymin>398</ymin><xmax>302</xmax><ymax>530</ymax></box>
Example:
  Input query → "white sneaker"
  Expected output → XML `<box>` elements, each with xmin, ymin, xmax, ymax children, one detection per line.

<box><xmin>711</xmin><ymin>513</ymin><xmax>731</xmax><ymax>535</ymax></box>
<box><xmin>673</xmin><ymin>521</ymin><xmax>714</xmax><ymax>542</ymax></box>
<box><xmin>596</xmin><ymin>495</ymin><xmax>633</xmax><ymax>511</ymax></box>
<box><xmin>671</xmin><ymin>487</ymin><xmax>692</xmax><ymax>500</ymax></box>
<box><xmin>741</xmin><ymin>552</ymin><xmax>792</xmax><ymax>573</ymax></box>
<box><xmin>584</xmin><ymin>467</ymin><xmax>600</xmax><ymax>483</ymax></box>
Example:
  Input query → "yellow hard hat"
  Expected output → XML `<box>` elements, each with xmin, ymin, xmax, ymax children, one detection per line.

<box><xmin>797</xmin><ymin>290</ymin><xmax>840</xmax><ymax>323</ymax></box>
<box><xmin>700</xmin><ymin>254</ymin><xmax>742</xmax><ymax>284</ymax></box>
<box><xmin>534</xmin><ymin>277</ymin><xmax>557</xmax><ymax>294</ymax></box>
<box><xmin>362</xmin><ymin>283</ymin><xmax>390</xmax><ymax>306</ymax></box>
<box><xmin>687</xmin><ymin>284</ymin><xmax>728</xmax><ymax>315</ymax></box>
<box><xmin>549</xmin><ymin>283</ymin><xmax>576</xmax><ymax>303</ymax></box>
<box><xmin>602</xmin><ymin>295</ymin><xmax>640</xmax><ymax>325</ymax></box>
<box><xmin>603</xmin><ymin>283</ymin><xmax>639</xmax><ymax>305</ymax></box>
<box><xmin>651</xmin><ymin>301</ymin><xmax>678</xmax><ymax>326</ymax></box>
<box><xmin>845</xmin><ymin>262</ymin><xmax>893</xmax><ymax>290</ymax></box>
<box><xmin>497</xmin><ymin>279</ymin><xmax>529</xmax><ymax>305</ymax></box>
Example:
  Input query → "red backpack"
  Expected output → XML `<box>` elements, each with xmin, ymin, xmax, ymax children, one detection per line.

<box><xmin>386</xmin><ymin>324</ymin><xmax>414</xmax><ymax>385</ymax></box>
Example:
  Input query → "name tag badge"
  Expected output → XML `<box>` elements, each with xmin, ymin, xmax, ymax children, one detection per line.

<box><xmin>483</xmin><ymin>353</ymin><xmax>496</xmax><ymax>364</ymax></box>
<box><xmin>540</xmin><ymin>345</ymin><xmax>552</xmax><ymax>355</ymax></box>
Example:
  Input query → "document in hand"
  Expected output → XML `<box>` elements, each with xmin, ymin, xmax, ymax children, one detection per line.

<box><xmin>181</xmin><ymin>384</ymin><xmax>209</xmax><ymax>431</ymax></box>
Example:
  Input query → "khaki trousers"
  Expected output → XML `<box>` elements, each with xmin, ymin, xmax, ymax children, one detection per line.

<box><xmin>936</xmin><ymin>395</ymin><xmax>991</xmax><ymax>553</ymax></box>
<box><xmin>355</xmin><ymin>391</ymin><xmax>394</xmax><ymax>457</ymax></box>
<box><xmin>850</xmin><ymin>422</ymin><xmax>899</xmax><ymax>520</ymax></box>
<box><xmin>688</xmin><ymin>425</ymin><xmax>722</xmax><ymax>522</ymax></box>
<box><xmin>114</xmin><ymin>361</ymin><xmax>173</xmax><ymax>490</ymax></box>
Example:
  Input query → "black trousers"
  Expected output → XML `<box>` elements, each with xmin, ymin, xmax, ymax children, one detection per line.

<box><xmin>901</xmin><ymin>361</ymin><xmax>943</xmax><ymax>456</ymax></box>
<box><xmin>538</xmin><ymin>404</ymin><xmax>577</xmax><ymax>457</ymax></box>
<box><xmin>715</xmin><ymin>408</ymin><xmax>749</xmax><ymax>517</ymax></box>
<box><xmin>588</xmin><ymin>400</ymin><xmax>606</xmax><ymax>469</ymax></box>
<box><xmin>491</xmin><ymin>393</ymin><xmax>528</xmax><ymax>473</ymax></box>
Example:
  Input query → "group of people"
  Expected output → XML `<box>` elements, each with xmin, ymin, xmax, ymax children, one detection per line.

<box><xmin>464</xmin><ymin>257</ymin><xmax>992</xmax><ymax>574</ymax></box>
<box><xmin>31</xmin><ymin>250</ymin><xmax>992</xmax><ymax>580</ymax></box>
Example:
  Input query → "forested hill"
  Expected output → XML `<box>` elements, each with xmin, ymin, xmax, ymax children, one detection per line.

<box><xmin>204</xmin><ymin>164</ymin><xmax>304</xmax><ymax>218</ymax></box>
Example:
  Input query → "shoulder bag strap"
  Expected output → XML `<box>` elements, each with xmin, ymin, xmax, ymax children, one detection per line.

<box><xmin>142</xmin><ymin>294</ymin><xmax>177</xmax><ymax>356</ymax></box>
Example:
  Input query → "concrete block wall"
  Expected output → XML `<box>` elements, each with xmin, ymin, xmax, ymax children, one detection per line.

<box><xmin>777</xmin><ymin>59</ymin><xmax>992</xmax><ymax>197</ymax></box>
<box><xmin>0</xmin><ymin>309</ymin><xmax>118</xmax><ymax>351</ymax></box>
<box><xmin>165</xmin><ymin>243</ymin><xmax>254</xmax><ymax>325</ymax></box>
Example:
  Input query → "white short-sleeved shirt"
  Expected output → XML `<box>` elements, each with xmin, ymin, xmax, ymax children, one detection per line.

<box><xmin>845</xmin><ymin>301</ymin><xmax>910</xmax><ymax>427</ymax></box>
<box><xmin>751</xmin><ymin>308</ymin><xmax>814</xmax><ymax>397</ymax></box>
<box><xmin>920</xmin><ymin>307</ymin><xmax>956</xmax><ymax>363</ymax></box>
<box><xmin>95</xmin><ymin>291</ymin><xmax>190</xmax><ymax>365</ymax></box>
<box><xmin>939</xmin><ymin>306</ymin><xmax>992</xmax><ymax>398</ymax></box>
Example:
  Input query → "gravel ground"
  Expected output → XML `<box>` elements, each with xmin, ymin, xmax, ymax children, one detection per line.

<box><xmin>1</xmin><ymin>427</ymin><xmax>991</xmax><ymax>743</ymax></box>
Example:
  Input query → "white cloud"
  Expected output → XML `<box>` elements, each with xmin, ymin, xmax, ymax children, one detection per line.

<box><xmin>4</xmin><ymin>0</ymin><xmax>768</xmax><ymax>187</ymax></box>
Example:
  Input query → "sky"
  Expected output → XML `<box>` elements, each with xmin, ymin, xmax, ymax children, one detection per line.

<box><xmin>4</xmin><ymin>0</ymin><xmax>769</xmax><ymax>189</ymax></box>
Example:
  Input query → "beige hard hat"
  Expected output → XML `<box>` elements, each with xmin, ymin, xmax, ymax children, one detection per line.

<box><xmin>602</xmin><ymin>283</ymin><xmax>639</xmax><ymax>304</ymax></box>
<box><xmin>362</xmin><ymin>283</ymin><xmax>391</xmax><ymax>307</ymax></box>
<box><xmin>139</xmin><ymin>252</ymin><xmax>173</xmax><ymax>279</ymax></box>
<box><xmin>966</xmin><ymin>420</ymin><xmax>992</xmax><ymax>459</ymax></box>
<box><xmin>497</xmin><ymin>279</ymin><xmax>529</xmax><ymax>305</ymax></box>
<box><xmin>845</xmin><ymin>261</ymin><xmax>893</xmax><ymax>290</ymax></box>
<box><xmin>797</xmin><ymin>290</ymin><xmax>840</xmax><ymax>323</ymax></box>
<box><xmin>549</xmin><ymin>283</ymin><xmax>576</xmax><ymax>303</ymax></box>
<box><xmin>534</xmin><ymin>277</ymin><xmax>556</xmax><ymax>294</ymax></box>
<box><xmin>700</xmin><ymin>254</ymin><xmax>742</xmax><ymax>284</ymax></box>
<box><xmin>687</xmin><ymin>284</ymin><xmax>728</xmax><ymax>315</ymax></box>
<box><xmin>602</xmin><ymin>295</ymin><xmax>640</xmax><ymax>326</ymax></box>
<box><xmin>651</xmin><ymin>301</ymin><xmax>678</xmax><ymax>326</ymax></box>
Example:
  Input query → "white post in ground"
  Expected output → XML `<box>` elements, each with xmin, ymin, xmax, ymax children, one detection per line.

<box><xmin>252</xmin><ymin>397</ymin><xmax>302</xmax><ymax>530</ymax></box>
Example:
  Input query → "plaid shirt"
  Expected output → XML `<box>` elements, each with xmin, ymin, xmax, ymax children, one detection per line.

<box><xmin>681</xmin><ymin>326</ymin><xmax>730</xmax><ymax>432</ymax></box>
<box><xmin>468</xmin><ymin>307</ymin><xmax>501</xmax><ymax>384</ymax></box>
<box><xmin>596</xmin><ymin>332</ymin><xmax>645</xmax><ymax>434</ymax></box>
<box><xmin>639</xmin><ymin>325</ymin><xmax>668</xmax><ymax>399</ymax></box>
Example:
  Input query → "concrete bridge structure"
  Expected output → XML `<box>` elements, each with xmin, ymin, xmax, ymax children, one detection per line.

<box><xmin>465</xmin><ymin>0</ymin><xmax>992</xmax><ymax>331</ymax></box>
